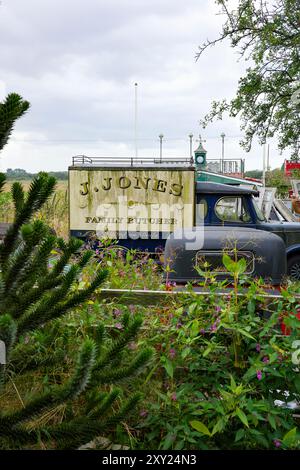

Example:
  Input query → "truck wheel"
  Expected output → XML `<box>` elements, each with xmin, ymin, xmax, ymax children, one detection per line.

<box><xmin>287</xmin><ymin>254</ymin><xmax>300</xmax><ymax>280</ymax></box>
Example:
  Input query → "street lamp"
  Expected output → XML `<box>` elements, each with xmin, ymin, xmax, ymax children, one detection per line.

<box><xmin>189</xmin><ymin>133</ymin><xmax>193</xmax><ymax>160</ymax></box>
<box><xmin>134</xmin><ymin>83</ymin><xmax>138</xmax><ymax>160</ymax></box>
<box><xmin>159</xmin><ymin>134</ymin><xmax>164</xmax><ymax>162</ymax></box>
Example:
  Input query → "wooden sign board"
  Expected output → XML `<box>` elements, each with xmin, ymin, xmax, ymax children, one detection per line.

<box><xmin>69</xmin><ymin>167</ymin><xmax>195</xmax><ymax>237</ymax></box>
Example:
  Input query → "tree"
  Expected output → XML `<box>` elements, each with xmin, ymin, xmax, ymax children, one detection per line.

<box><xmin>6</xmin><ymin>168</ymin><xmax>31</xmax><ymax>180</ymax></box>
<box><xmin>265</xmin><ymin>167</ymin><xmax>290</xmax><ymax>196</ymax></box>
<box><xmin>0</xmin><ymin>173</ymin><xmax>152</xmax><ymax>449</ymax></box>
<box><xmin>198</xmin><ymin>0</ymin><xmax>300</xmax><ymax>159</ymax></box>
<box><xmin>0</xmin><ymin>96</ymin><xmax>152</xmax><ymax>449</ymax></box>
<box><xmin>244</xmin><ymin>169</ymin><xmax>263</xmax><ymax>179</ymax></box>
<box><xmin>0</xmin><ymin>93</ymin><xmax>30</xmax><ymax>151</ymax></box>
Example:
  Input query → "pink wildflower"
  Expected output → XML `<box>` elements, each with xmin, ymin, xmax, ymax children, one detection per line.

<box><xmin>169</xmin><ymin>348</ymin><xmax>176</xmax><ymax>359</ymax></box>
<box><xmin>273</xmin><ymin>439</ymin><xmax>281</xmax><ymax>448</ymax></box>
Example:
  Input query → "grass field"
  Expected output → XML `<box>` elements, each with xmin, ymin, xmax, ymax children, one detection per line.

<box><xmin>0</xmin><ymin>179</ymin><xmax>69</xmax><ymax>238</ymax></box>
<box><xmin>4</xmin><ymin>179</ymin><xmax>68</xmax><ymax>191</ymax></box>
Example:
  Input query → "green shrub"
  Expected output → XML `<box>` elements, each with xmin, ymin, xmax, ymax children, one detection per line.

<box><xmin>137</xmin><ymin>254</ymin><xmax>300</xmax><ymax>449</ymax></box>
<box><xmin>0</xmin><ymin>173</ymin><xmax>152</xmax><ymax>449</ymax></box>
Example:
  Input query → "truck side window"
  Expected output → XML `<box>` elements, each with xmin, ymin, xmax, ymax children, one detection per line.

<box><xmin>214</xmin><ymin>196</ymin><xmax>251</xmax><ymax>223</ymax></box>
<box><xmin>196</xmin><ymin>198</ymin><xmax>208</xmax><ymax>224</ymax></box>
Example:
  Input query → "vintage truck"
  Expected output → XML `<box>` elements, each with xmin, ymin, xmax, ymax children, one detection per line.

<box><xmin>69</xmin><ymin>156</ymin><xmax>300</xmax><ymax>280</ymax></box>
<box><xmin>164</xmin><ymin>226</ymin><xmax>287</xmax><ymax>285</ymax></box>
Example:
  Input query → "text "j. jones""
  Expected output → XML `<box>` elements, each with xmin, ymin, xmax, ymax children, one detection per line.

<box><xmin>79</xmin><ymin>176</ymin><xmax>184</xmax><ymax>197</ymax></box>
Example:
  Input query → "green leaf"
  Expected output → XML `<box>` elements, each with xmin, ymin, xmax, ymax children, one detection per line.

<box><xmin>236</xmin><ymin>258</ymin><xmax>247</xmax><ymax>275</ymax></box>
<box><xmin>268</xmin><ymin>414</ymin><xmax>277</xmax><ymax>430</ymax></box>
<box><xmin>222</xmin><ymin>254</ymin><xmax>235</xmax><ymax>273</ymax></box>
<box><xmin>283</xmin><ymin>427</ymin><xmax>297</xmax><ymax>444</ymax></box>
<box><xmin>236</xmin><ymin>328</ymin><xmax>255</xmax><ymax>340</ymax></box>
<box><xmin>235</xmin><ymin>408</ymin><xmax>249</xmax><ymax>428</ymax></box>
<box><xmin>181</xmin><ymin>347</ymin><xmax>191</xmax><ymax>359</ymax></box>
<box><xmin>294</xmin><ymin>374</ymin><xmax>300</xmax><ymax>393</ymax></box>
<box><xmin>247</xmin><ymin>299</ymin><xmax>256</xmax><ymax>315</ymax></box>
<box><xmin>202</xmin><ymin>345</ymin><xmax>212</xmax><ymax>357</ymax></box>
<box><xmin>230</xmin><ymin>375</ymin><xmax>237</xmax><ymax>392</ymax></box>
<box><xmin>190</xmin><ymin>420</ymin><xmax>211</xmax><ymax>437</ymax></box>
<box><xmin>188</xmin><ymin>302</ymin><xmax>198</xmax><ymax>315</ymax></box>
<box><xmin>162</xmin><ymin>433</ymin><xmax>175</xmax><ymax>450</ymax></box>
<box><xmin>211</xmin><ymin>418</ymin><xmax>225</xmax><ymax>436</ymax></box>
<box><xmin>190</xmin><ymin>319</ymin><xmax>199</xmax><ymax>338</ymax></box>
<box><xmin>235</xmin><ymin>429</ymin><xmax>245</xmax><ymax>442</ymax></box>
<box><xmin>162</xmin><ymin>358</ymin><xmax>174</xmax><ymax>379</ymax></box>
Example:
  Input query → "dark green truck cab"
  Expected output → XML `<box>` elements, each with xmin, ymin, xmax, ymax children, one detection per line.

<box><xmin>197</xmin><ymin>182</ymin><xmax>300</xmax><ymax>279</ymax></box>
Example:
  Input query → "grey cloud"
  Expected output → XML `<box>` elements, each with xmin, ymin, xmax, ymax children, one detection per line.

<box><xmin>0</xmin><ymin>0</ymin><xmax>285</xmax><ymax>171</ymax></box>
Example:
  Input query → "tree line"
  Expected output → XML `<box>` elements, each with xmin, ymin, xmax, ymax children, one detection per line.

<box><xmin>5</xmin><ymin>168</ymin><xmax>68</xmax><ymax>180</ymax></box>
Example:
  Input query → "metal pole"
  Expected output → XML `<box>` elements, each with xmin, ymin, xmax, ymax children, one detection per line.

<box><xmin>134</xmin><ymin>83</ymin><xmax>138</xmax><ymax>160</ymax></box>
<box><xmin>159</xmin><ymin>134</ymin><xmax>164</xmax><ymax>162</ymax></box>
<box><xmin>96</xmin><ymin>287</ymin><xmax>299</xmax><ymax>306</ymax></box>
<box><xmin>189</xmin><ymin>133</ymin><xmax>193</xmax><ymax>158</ymax></box>
<box><xmin>262</xmin><ymin>143</ymin><xmax>266</xmax><ymax>186</ymax></box>
<box><xmin>221</xmin><ymin>132</ymin><xmax>225</xmax><ymax>173</ymax></box>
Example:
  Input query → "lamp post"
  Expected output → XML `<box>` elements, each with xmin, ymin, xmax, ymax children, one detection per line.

<box><xmin>189</xmin><ymin>133</ymin><xmax>193</xmax><ymax>160</ymax></box>
<box><xmin>221</xmin><ymin>132</ymin><xmax>225</xmax><ymax>173</ymax></box>
<box><xmin>134</xmin><ymin>83</ymin><xmax>138</xmax><ymax>161</ymax></box>
<box><xmin>159</xmin><ymin>134</ymin><xmax>164</xmax><ymax>162</ymax></box>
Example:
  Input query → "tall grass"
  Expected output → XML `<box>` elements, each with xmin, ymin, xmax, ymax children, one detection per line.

<box><xmin>0</xmin><ymin>192</ymin><xmax>14</xmax><ymax>223</ymax></box>
<box><xmin>0</xmin><ymin>181</ymin><xmax>69</xmax><ymax>238</ymax></box>
<box><xmin>37</xmin><ymin>189</ymin><xmax>69</xmax><ymax>238</ymax></box>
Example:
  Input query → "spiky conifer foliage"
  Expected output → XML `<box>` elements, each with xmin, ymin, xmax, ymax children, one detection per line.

<box><xmin>0</xmin><ymin>173</ymin><xmax>152</xmax><ymax>449</ymax></box>
<box><xmin>0</xmin><ymin>93</ymin><xmax>30</xmax><ymax>151</ymax></box>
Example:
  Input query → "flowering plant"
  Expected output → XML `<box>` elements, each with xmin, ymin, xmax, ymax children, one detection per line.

<box><xmin>139</xmin><ymin>252</ymin><xmax>300</xmax><ymax>449</ymax></box>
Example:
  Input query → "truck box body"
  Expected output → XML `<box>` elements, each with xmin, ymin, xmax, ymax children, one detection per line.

<box><xmin>69</xmin><ymin>161</ymin><xmax>195</xmax><ymax>250</ymax></box>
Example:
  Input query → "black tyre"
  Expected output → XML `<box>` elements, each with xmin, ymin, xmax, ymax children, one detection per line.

<box><xmin>287</xmin><ymin>254</ymin><xmax>300</xmax><ymax>281</ymax></box>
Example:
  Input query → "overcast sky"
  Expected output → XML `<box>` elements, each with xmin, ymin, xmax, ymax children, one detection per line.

<box><xmin>0</xmin><ymin>0</ymin><xmax>288</xmax><ymax>172</ymax></box>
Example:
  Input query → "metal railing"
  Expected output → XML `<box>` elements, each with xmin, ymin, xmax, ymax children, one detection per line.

<box><xmin>71</xmin><ymin>155</ymin><xmax>245</xmax><ymax>176</ymax></box>
<box><xmin>72</xmin><ymin>155</ymin><xmax>195</xmax><ymax>167</ymax></box>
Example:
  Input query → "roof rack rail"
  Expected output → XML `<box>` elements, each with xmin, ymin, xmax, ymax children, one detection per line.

<box><xmin>72</xmin><ymin>155</ymin><xmax>195</xmax><ymax>167</ymax></box>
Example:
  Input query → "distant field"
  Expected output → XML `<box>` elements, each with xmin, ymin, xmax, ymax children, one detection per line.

<box><xmin>0</xmin><ymin>180</ymin><xmax>69</xmax><ymax>238</ymax></box>
<box><xmin>4</xmin><ymin>180</ymin><xmax>68</xmax><ymax>191</ymax></box>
